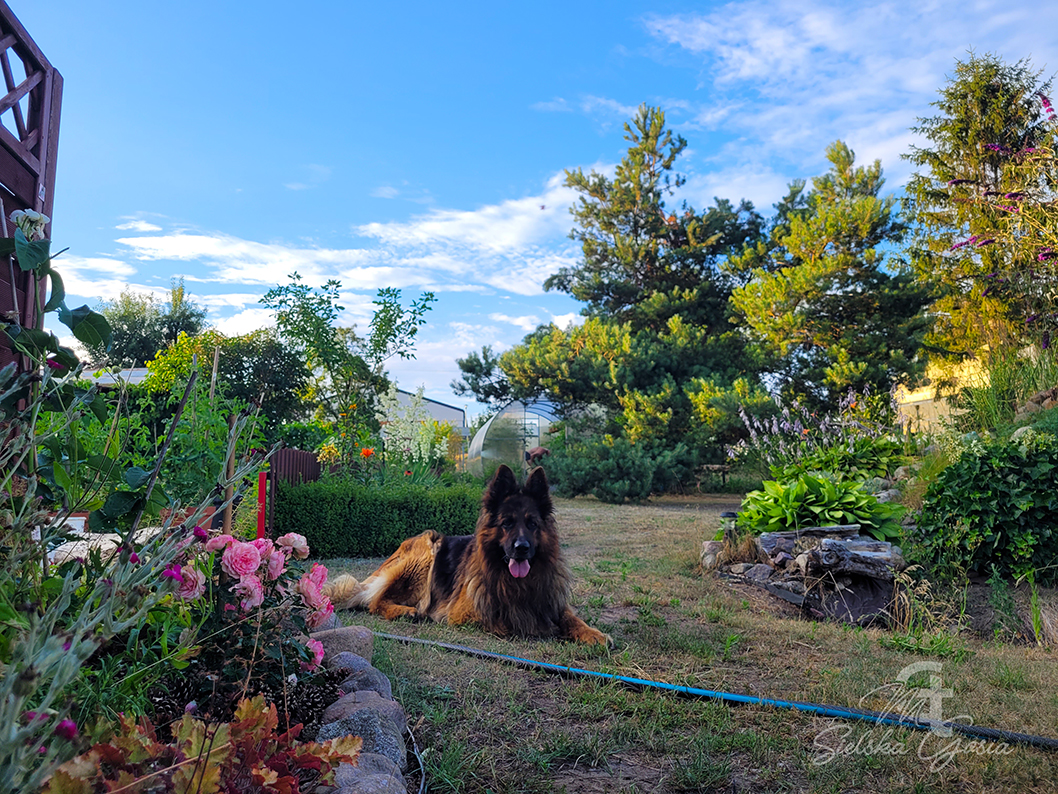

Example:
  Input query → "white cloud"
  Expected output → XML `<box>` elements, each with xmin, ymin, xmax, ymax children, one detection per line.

<box><xmin>357</xmin><ymin>172</ymin><xmax>578</xmax><ymax>253</ymax></box>
<box><xmin>581</xmin><ymin>95</ymin><xmax>639</xmax><ymax>118</ymax></box>
<box><xmin>114</xmin><ymin>220</ymin><xmax>162</xmax><ymax>232</ymax></box>
<box><xmin>212</xmin><ymin>307</ymin><xmax>276</xmax><ymax>337</ymax></box>
<box><xmin>285</xmin><ymin>164</ymin><xmax>331</xmax><ymax>191</ymax></box>
<box><xmin>54</xmin><ymin>254</ymin><xmax>161</xmax><ymax>303</ymax></box>
<box><xmin>679</xmin><ymin>166</ymin><xmax>792</xmax><ymax>213</ymax></box>
<box><xmin>532</xmin><ymin>97</ymin><xmax>573</xmax><ymax>112</ymax></box>
<box><xmin>489</xmin><ymin>313</ymin><xmax>540</xmax><ymax>332</ymax></box>
<box><xmin>644</xmin><ymin>0</ymin><xmax>1058</xmax><ymax>196</ymax></box>
<box><xmin>371</xmin><ymin>185</ymin><xmax>400</xmax><ymax>199</ymax></box>
<box><xmin>550</xmin><ymin>312</ymin><xmax>582</xmax><ymax>330</ymax></box>
<box><xmin>195</xmin><ymin>292</ymin><xmax>265</xmax><ymax>309</ymax></box>
<box><xmin>115</xmin><ymin>232</ymin><xmax>377</xmax><ymax>285</ymax></box>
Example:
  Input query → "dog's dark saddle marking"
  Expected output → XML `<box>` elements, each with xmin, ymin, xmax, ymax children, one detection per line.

<box><xmin>430</xmin><ymin>534</ymin><xmax>474</xmax><ymax>602</ymax></box>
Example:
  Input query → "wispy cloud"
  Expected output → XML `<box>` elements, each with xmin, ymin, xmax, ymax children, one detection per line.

<box><xmin>644</xmin><ymin>1</ymin><xmax>1058</xmax><ymax>193</ymax></box>
<box><xmin>115</xmin><ymin>232</ymin><xmax>377</xmax><ymax>286</ymax></box>
<box><xmin>489</xmin><ymin>313</ymin><xmax>540</xmax><ymax>332</ymax></box>
<box><xmin>358</xmin><ymin>172</ymin><xmax>577</xmax><ymax>253</ymax></box>
<box><xmin>55</xmin><ymin>255</ymin><xmax>156</xmax><ymax>303</ymax></box>
<box><xmin>371</xmin><ymin>185</ymin><xmax>400</xmax><ymax>199</ymax></box>
<box><xmin>532</xmin><ymin>97</ymin><xmax>573</xmax><ymax>112</ymax></box>
<box><xmin>284</xmin><ymin>163</ymin><xmax>332</xmax><ymax>191</ymax></box>
<box><xmin>114</xmin><ymin>220</ymin><xmax>162</xmax><ymax>232</ymax></box>
<box><xmin>580</xmin><ymin>95</ymin><xmax>640</xmax><ymax>119</ymax></box>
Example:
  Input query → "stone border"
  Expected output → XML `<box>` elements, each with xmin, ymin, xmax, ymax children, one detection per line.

<box><xmin>310</xmin><ymin>625</ymin><xmax>413</xmax><ymax>794</ymax></box>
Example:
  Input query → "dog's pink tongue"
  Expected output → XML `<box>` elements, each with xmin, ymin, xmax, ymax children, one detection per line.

<box><xmin>508</xmin><ymin>559</ymin><xmax>531</xmax><ymax>578</ymax></box>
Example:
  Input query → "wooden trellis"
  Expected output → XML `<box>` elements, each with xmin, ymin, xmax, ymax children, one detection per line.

<box><xmin>0</xmin><ymin>0</ymin><xmax>62</xmax><ymax>373</ymax></box>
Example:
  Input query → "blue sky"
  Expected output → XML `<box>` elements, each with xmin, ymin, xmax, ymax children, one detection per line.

<box><xmin>12</xmin><ymin>1</ymin><xmax>1058</xmax><ymax>416</ymax></box>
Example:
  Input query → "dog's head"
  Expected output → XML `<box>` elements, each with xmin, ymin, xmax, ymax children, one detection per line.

<box><xmin>482</xmin><ymin>464</ymin><xmax>554</xmax><ymax>579</ymax></box>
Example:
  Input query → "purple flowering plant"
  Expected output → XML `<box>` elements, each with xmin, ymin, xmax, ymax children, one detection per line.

<box><xmin>727</xmin><ymin>387</ymin><xmax>908</xmax><ymax>481</ymax></box>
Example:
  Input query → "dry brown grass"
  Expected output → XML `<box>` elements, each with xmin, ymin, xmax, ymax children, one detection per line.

<box><xmin>321</xmin><ymin>494</ymin><xmax>1058</xmax><ymax>794</ymax></box>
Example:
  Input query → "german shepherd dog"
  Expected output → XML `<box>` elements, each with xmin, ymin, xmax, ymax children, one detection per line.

<box><xmin>324</xmin><ymin>465</ymin><xmax>611</xmax><ymax>646</ymax></box>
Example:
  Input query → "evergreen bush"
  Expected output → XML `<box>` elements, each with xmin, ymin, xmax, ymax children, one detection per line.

<box><xmin>273</xmin><ymin>479</ymin><xmax>481</xmax><ymax>557</ymax></box>
<box><xmin>541</xmin><ymin>438</ymin><xmax>697</xmax><ymax>504</ymax></box>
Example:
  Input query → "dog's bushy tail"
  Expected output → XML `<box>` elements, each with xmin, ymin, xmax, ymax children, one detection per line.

<box><xmin>324</xmin><ymin>574</ymin><xmax>367</xmax><ymax>610</ymax></box>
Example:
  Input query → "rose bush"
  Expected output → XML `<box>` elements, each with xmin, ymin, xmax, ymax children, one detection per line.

<box><xmin>141</xmin><ymin>529</ymin><xmax>337</xmax><ymax>726</ymax></box>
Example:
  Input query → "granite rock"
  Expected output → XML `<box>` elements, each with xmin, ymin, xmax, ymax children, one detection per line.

<box><xmin>318</xmin><ymin>710</ymin><xmax>407</xmax><ymax>771</ymax></box>
<box><xmin>314</xmin><ymin>625</ymin><xmax>374</xmax><ymax>663</ymax></box>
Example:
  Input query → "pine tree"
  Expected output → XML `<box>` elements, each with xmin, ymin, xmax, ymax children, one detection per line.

<box><xmin>545</xmin><ymin>104</ymin><xmax>762</xmax><ymax>331</ymax></box>
<box><xmin>730</xmin><ymin>141</ymin><xmax>931</xmax><ymax>408</ymax></box>
<box><xmin>904</xmin><ymin>53</ymin><xmax>1052</xmax><ymax>357</ymax></box>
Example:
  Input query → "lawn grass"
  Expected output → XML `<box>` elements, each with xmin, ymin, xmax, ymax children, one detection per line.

<box><xmin>319</xmin><ymin>494</ymin><xmax>1058</xmax><ymax>794</ymax></box>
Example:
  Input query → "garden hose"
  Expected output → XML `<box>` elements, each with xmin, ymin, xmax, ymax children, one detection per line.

<box><xmin>373</xmin><ymin>632</ymin><xmax>1058</xmax><ymax>753</ymax></box>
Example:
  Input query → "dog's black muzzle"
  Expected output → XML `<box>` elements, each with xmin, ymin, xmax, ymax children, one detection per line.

<box><xmin>510</xmin><ymin>538</ymin><xmax>533</xmax><ymax>561</ymax></box>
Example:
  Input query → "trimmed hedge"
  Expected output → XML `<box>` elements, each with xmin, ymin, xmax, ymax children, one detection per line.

<box><xmin>273</xmin><ymin>479</ymin><xmax>482</xmax><ymax>558</ymax></box>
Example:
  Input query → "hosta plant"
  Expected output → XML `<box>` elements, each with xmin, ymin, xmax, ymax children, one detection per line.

<box><xmin>738</xmin><ymin>473</ymin><xmax>905</xmax><ymax>540</ymax></box>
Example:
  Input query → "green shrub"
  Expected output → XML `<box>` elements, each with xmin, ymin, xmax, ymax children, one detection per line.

<box><xmin>773</xmin><ymin>436</ymin><xmax>908</xmax><ymax>481</ymax></box>
<box><xmin>276</xmin><ymin>419</ymin><xmax>333</xmax><ymax>451</ymax></box>
<box><xmin>273</xmin><ymin>479</ymin><xmax>481</xmax><ymax>557</ymax></box>
<box><xmin>738</xmin><ymin>473</ymin><xmax>904</xmax><ymax>540</ymax></box>
<box><xmin>916</xmin><ymin>430</ymin><xmax>1058</xmax><ymax>583</ymax></box>
<box><xmin>541</xmin><ymin>438</ymin><xmax>697</xmax><ymax>504</ymax></box>
<box><xmin>1028</xmin><ymin>404</ymin><xmax>1058</xmax><ymax>437</ymax></box>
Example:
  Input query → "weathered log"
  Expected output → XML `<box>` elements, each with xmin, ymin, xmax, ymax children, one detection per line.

<box><xmin>757</xmin><ymin>525</ymin><xmax>861</xmax><ymax>558</ymax></box>
<box><xmin>802</xmin><ymin>542</ymin><xmax>902</xmax><ymax>581</ymax></box>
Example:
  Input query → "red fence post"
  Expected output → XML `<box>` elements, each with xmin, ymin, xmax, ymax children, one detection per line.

<box><xmin>256</xmin><ymin>470</ymin><xmax>268</xmax><ymax>539</ymax></box>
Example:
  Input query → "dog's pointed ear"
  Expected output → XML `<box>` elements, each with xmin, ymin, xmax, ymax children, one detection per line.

<box><xmin>524</xmin><ymin>466</ymin><xmax>553</xmax><ymax>516</ymax></box>
<box><xmin>485</xmin><ymin>464</ymin><xmax>518</xmax><ymax>512</ymax></box>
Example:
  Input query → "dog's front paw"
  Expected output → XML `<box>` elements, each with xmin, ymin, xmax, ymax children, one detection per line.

<box><xmin>585</xmin><ymin>628</ymin><xmax>615</xmax><ymax>648</ymax></box>
<box><xmin>571</xmin><ymin>624</ymin><xmax>614</xmax><ymax>648</ymax></box>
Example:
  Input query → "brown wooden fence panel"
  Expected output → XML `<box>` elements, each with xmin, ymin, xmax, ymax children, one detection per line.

<box><xmin>270</xmin><ymin>448</ymin><xmax>320</xmax><ymax>486</ymax></box>
<box><xmin>0</xmin><ymin>1</ymin><xmax>63</xmax><ymax>375</ymax></box>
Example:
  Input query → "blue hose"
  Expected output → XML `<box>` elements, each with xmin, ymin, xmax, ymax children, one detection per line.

<box><xmin>373</xmin><ymin>631</ymin><xmax>1058</xmax><ymax>752</ymax></box>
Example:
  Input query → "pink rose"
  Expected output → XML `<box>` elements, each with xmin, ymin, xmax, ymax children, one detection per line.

<box><xmin>301</xmin><ymin>638</ymin><xmax>325</xmax><ymax>670</ymax></box>
<box><xmin>231</xmin><ymin>574</ymin><xmax>265</xmax><ymax>611</ymax></box>
<box><xmin>306</xmin><ymin>562</ymin><xmax>328</xmax><ymax>589</ymax></box>
<box><xmin>265</xmin><ymin>550</ymin><xmax>287</xmax><ymax>581</ymax></box>
<box><xmin>177</xmin><ymin>564</ymin><xmax>206</xmax><ymax>602</ymax></box>
<box><xmin>306</xmin><ymin>599</ymin><xmax>334</xmax><ymax>630</ymax></box>
<box><xmin>252</xmin><ymin>538</ymin><xmax>275</xmax><ymax>558</ymax></box>
<box><xmin>296</xmin><ymin>574</ymin><xmax>323</xmax><ymax>610</ymax></box>
<box><xmin>221</xmin><ymin>541</ymin><xmax>261</xmax><ymax>578</ymax></box>
<box><xmin>276</xmin><ymin>532</ymin><xmax>309</xmax><ymax>560</ymax></box>
<box><xmin>205</xmin><ymin>534</ymin><xmax>234</xmax><ymax>553</ymax></box>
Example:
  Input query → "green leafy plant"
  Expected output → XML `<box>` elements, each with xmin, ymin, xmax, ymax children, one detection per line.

<box><xmin>738</xmin><ymin>473</ymin><xmax>904</xmax><ymax>540</ymax></box>
<box><xmin>43</xmin><ymin>695</ymin><xmax>361</xmax><ymax>794</ymax></box>
<box><xmin>773</xmin><ymin>436</ymin><xmax>908</xmax><ymax>482</ymax></box>
<box><xmin>0</xmin><ymin>213</ymin><xmax>273</xmax><ymax>791</ymax></box>
<box><xmin>916</xmin><ymin>429</ymin><xmax>1058</xmax><ymax>582</ymax></box>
